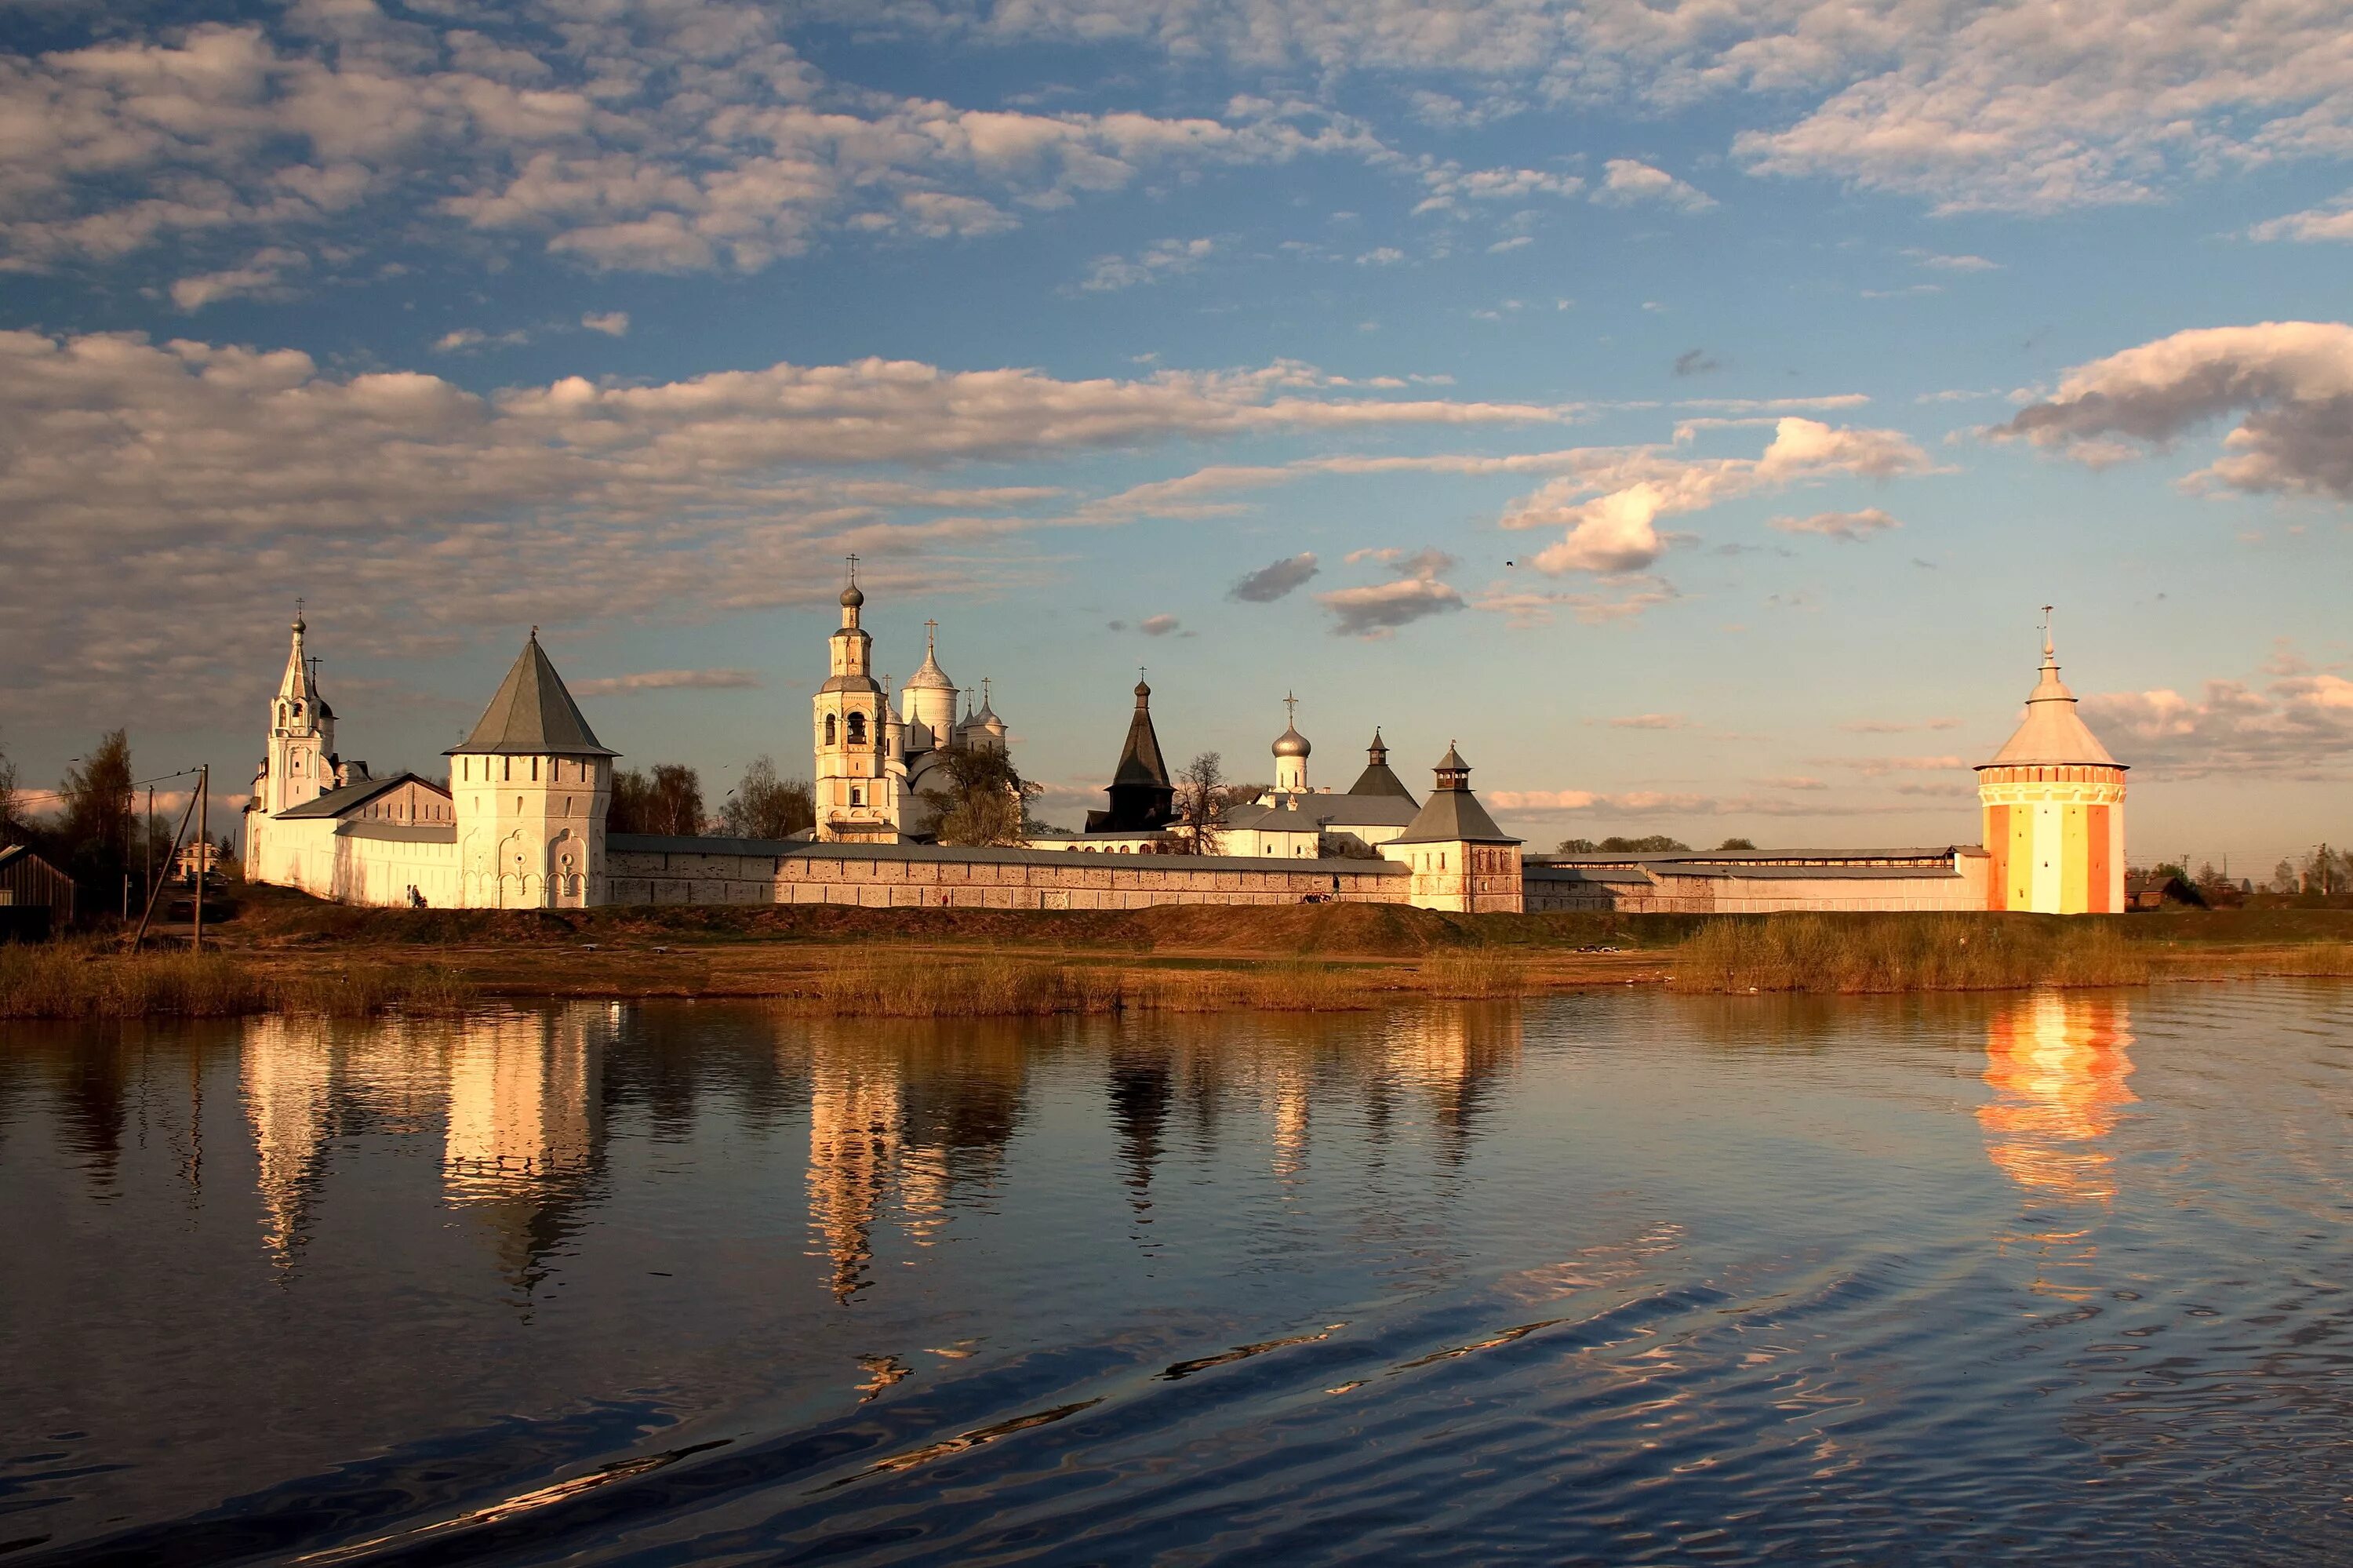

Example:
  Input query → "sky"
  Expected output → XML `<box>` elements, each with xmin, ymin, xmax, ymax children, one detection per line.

<box><xmin>2</xmin><ymin>0</ymin><xmax>2350</xmax><ymax>869</ymax></box>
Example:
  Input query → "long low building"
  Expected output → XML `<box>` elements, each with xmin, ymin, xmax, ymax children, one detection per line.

<box><xmin>607</xmin><ymin>836</ymin><xmax>1413</xmax><ymax>909</ymax></box>
<box><xmin>1526</xmin><ymin>847</ymin><xmax>1992</xmax><ymax>914</ymax></box>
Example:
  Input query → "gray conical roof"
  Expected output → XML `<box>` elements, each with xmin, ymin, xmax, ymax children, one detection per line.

<box><xmin>1390</xmin><ymin>746</ymin><xmax>1517</xmax><ymax>845</ymax></box>
<box><xmin>1347</xmin><ymin>729</ymin><xmax>1417</xmax><ymax>800</ymax></box>
<box><xmin>446</xmin><ymin>633</ymin><xmax>616</xmax><ymax>757</ymax></box>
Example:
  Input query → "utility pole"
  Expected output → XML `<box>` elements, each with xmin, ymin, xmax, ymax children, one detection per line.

<box><xmin>145</xmin><ymin>784</ymin><xmax>154</xmax><ymax>913</ymax></box>
<box><xmin>192</xmin><ymin>765</ymin><xmax>207</xmax><ymax>955</ymax></box>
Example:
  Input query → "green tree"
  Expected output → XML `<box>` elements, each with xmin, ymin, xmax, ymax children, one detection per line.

<box><xmin>922</xmin><ymin>745</ymin><xmax>1038</xmax><ymax>847</ymax></box>
<box><xmin>720</xmin><ymin>755</ymin><xmax>815</xmax><ymax>840</ymax></box>
<box><xmin>1716</xmin><ymin>837</ymin><xmax>1758</xmax><ymax>851</ymax></box>
<box><xmin>1555</xmin><ymin>838</ymin><xmax>1598</xmax><ymax>853</ymax></box>
<box><xmin>60</xmin><ymin>729</ymin><xmax>135</xmax><ymax>900</ymax></box>
<box><xmin>1599</xmin><ymin>835</ymin><xmax>1690</xmax><ymax>853</ymax></box>
<box><xmin>2272</xmin><ymin>859</ymin><xmax>2298</xmax><ymax>895</ymax></box>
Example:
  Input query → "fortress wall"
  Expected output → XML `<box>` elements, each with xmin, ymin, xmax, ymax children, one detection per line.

<box><xmin>1525</xmin><ymin>856</ymin><xmax>1988</xmax><ymax>915</ymax></box>
<box><xmin>606</xmin><ymin>845</ymin><xmax>1409</xmax><ymax>910</ymax></box>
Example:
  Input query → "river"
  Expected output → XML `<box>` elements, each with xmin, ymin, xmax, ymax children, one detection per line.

<box><xmin>4</xmin><ymin>982</ymin><xmax>2350</xmax><ymax>1564</ymax></box>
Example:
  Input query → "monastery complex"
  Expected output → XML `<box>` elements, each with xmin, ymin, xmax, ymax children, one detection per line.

<box><xmin>244</xmin><ymin>580</ymin><xmax>2130</xmax><ymax>918</ymax></box>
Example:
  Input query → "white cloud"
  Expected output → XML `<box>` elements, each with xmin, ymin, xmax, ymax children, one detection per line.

<box><xmin>0</xmin><ymin>330</ymin><xmax>1565</xmax><ymax>715</ymax></box>
<box><xmin>1140</xmin><ymin>613</ymin><xmax>1180</xmax><ymax>636</ymax></box>
<box><xmin>432</xmin><ymin>326</ymin><xmax>530</xmax><ymax>353</ymax></box>
<box><xmin>1769</xmin><ymin>506</ymin><xmax>1901</xmax><ymax>540</ymax></box>
<box><xmin>1609</xmin><ymin>713</ymin><xmax>1688</xmax><ymax>729</ymax></box>
<box><xmin>1317</xmin><ymin>548</ymin><xmax>1464</xmax><ymax>637</ymax></box>
<box><xmin>1499</xmin><ymin>417</ymin><xmax>1932</xmax><ymax>576</ymax></box>
<box><xmin>2084</xmin><ymin>670</ymin><xmax>2353</xmax><ymax>777</ymax></box>
<box><xmin>1995</xmin><ymin>321</ymin><xmax>2353</xmax><ymax>497</ymax></box>
<box><xmin>1473</xmin><ymin>576</ymin><xmax>1678</xmax><ymax>627</ymax></box>
<box><xmin>0</xmin><ymin>10</ymin><xmax>1377</xmax><ymax>275</ymax></box>
<box><xmin>1076</xmin><ymin>236</ymin><xmax>1213</xmax><ymax>293</ymax></box>
<box><xmin>1594</xmin><ymin>158</ymin><xmax>1714</xmax><ymax>211</ymax></box>
<box><xmin>2250</xmin><ymin>196</ymin><xmax>2353</xmax><ymax>243</ymax></box>
<box><xmin>580</xmin><ymin>311</ymin><xmax>630</xmax><ymax>337</ymax></box>
<box><xmin>572</xmin><ymin>668</ymin><xmax>759</xmax><ymax>697</ymax></box>
<box><xmin>169</xmin><ymin>246</ymin><xmax>307</xmax><ymax>310</ymax></box>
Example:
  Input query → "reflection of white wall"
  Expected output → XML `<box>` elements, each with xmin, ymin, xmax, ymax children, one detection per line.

<box><xmin>241</xmin><ymin>1016</ymin><xmax>335</xmax><ymax>1261</ymax></box>
<box><xmin>443</xmin><ymin>1013</ymin><xmax>595</xmax><ymax>1198</ymax></box>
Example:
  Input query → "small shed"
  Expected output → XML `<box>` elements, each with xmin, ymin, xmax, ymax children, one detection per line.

<box><xmin>0</xmin><ymin>843</ymin><xmax>76</xmax><ymax>940</ymax></box>
<box><xmin>2124</xmin><ymin>869</ymin><xmax>2199</xmax><ymax>911</ymax></box>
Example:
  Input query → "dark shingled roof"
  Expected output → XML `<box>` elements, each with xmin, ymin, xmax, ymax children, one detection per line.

<box><xmin>1111</xmin><ymin>687</ymin><xmax>1170</xmax><ymax>790</ymax></box>
<box><xmin>275</xmin><ymin>771</ymin><xmax>450</xmax><ymax>820</ymax></box>
<box><xmin>1389</xmin><ymin>748</ymin><xmax>1518</xmax><ymax>846</ymax></box>
<box><xmin>1346</xmin><ymin>732</ymin><xmax>1418</xmax><ymax>802</ymax></box>
<box><xmin>446</xmin><ymin>634</ymin><xmax>616</xmax><ymax>757</ymax></box>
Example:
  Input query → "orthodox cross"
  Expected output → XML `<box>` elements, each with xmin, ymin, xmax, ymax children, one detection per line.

<box><xmin>982</xmin><ymin>675</ymin><xmax>992</xmax><ymax>709</ymax></box>
<box><xmin>845</xmin><ymin>552</ymin><xmax>860</xmax><ymax>586</ymax></box>
<box><xmin>1283</xmin><ymin>690</ymin><xmax>1298</xmax><ymax>726</ymax></box>
<box><xmin>925</xmin><ymin>617</ymin><xmax>938</xmax><ymax>653</ymax></box>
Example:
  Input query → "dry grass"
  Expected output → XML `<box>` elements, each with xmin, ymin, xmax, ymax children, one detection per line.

<box><xmin>0</xmin><ymin>943</ymin><xmax>478</xmax><ymax>1020</ymax></box>
<box><xmin>1668</xmin><ymin>914</ymin><xmax>2151</xmax><ymax>995</ymax></box>
<box><xmin>1418</xmin><ymin>950</ymin><xmax>1529</xmax><ymax>998</ymax></box>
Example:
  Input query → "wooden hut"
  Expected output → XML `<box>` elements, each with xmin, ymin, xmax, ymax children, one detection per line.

<box><xmin>0</xmin><ymin>844</ymin><xmax>76</xmax><ymax>940</ymax></box>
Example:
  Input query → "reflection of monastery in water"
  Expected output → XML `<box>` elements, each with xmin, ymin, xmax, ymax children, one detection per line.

<box><xmin>1979</xmin><ymin>992</ymin><xmax>2137</xmax><ymax>1203</ymax></box>
<box><xmin>235</xmin><ymin>1007</ymin><xmax>609</xmax><ymax>1286</ymax></box>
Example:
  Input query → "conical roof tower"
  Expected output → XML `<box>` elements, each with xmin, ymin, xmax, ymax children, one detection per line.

<box><xmin>446</xmin><ymin>630</ymin><xmax>615</xmax><ymax>757</ymax></box>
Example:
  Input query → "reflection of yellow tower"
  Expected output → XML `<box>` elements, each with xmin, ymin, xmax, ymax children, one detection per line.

<box><xmin>807</xmin><ymin>1042</ymin><xmax>904</xmax><ymax>1303</ymax></box>
<box><xmin>1979</xmin><ymin>991</ymin><xmax>2137</xmax><ymax>1202</ymax></box>
<box><xmin>1268</xmin><ymin>1063</ymin><xmax>1311</xmax><ymax>1178</ymax></box>
<box><xmin>1977</xmin><ymin>611</ymin><xmax>2128</xmax><ymax>913</ymax></box>
<box><xmin>241</xmin><ymin>1016</ymin><xmax>335</xmax><ymax>1264</ymax></box>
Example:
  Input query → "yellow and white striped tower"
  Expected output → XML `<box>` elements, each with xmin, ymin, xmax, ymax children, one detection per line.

<box><xmin>1976</xmin><ymin>610</ymin><xmax>2127</xmax><ymax>914</ymax></box>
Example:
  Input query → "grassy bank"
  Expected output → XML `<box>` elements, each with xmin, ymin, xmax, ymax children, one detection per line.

<box><xmin>0</xmin><ymin>943</ymin><xmax>478</xmax><ymax>1020</ymax></box>
<box><xmin>1668</xmin><ymin>913</ymin><xmax>2154</xmax><ymax>994</ymax></box>
<box><xmin>802</xmin><ymin>948</ymin><xmax>1530</xmax><ymax>1018</ymax></box>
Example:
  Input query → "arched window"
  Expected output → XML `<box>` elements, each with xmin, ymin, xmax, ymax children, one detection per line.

<box><xmin>850</xmin><ymin>787</ymin><xmax>863</xmax><ymax>806</ymax></box>
<box><xmin>846</xmin><ymin>712</ymin><xmax>867</xmax><ymax>745</ymax></box>
<box><xmin>531</xmin><ymin>757</ymin><xmax>540</xmax><ymax>781</ymax></box>
<box><xmin>825</xmin><ymin>714</ymin><xmax>838</xmax><ymax>746</ymax></box>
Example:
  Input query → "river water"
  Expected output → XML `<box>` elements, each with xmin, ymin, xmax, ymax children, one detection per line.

<box><xmin>3</xmin><ymin>982</ymin><xmax>2350</xmax><ymax>1565</ymax></box>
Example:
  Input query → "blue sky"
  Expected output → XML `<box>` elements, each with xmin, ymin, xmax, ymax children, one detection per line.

<box><xmin>3</xmin><ymin>0</ymin><xmax>2349</xmax><ymax>866</ymax></box>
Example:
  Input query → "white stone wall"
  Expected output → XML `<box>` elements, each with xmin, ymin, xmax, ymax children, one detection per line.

<box><xmin>450</xmin><ymin>752</ymin><xmax>610</xmax><ymax>908</ymax></box>
<box><xmin>606</xmin><ymin>846</ymin><xmax>1409</xmax><ymax>909</ymax></box>
<box><xmin>1524</xmin><ymin>857</ymin><xmax>1990</xmax><ymax>915</ymax></box>
<box><xmin>245</xmin><ymin>817</ymin><xmax>461</xmax><ymax>907</ymax></box>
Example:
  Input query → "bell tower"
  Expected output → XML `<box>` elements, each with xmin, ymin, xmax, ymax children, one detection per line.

<box><xmin>813</xmin><ymin>557</ymin><xmax>900</xmax><ymax>842</ymax></box>
<box><xmin>263</xmin><ymin>604</ymin><xmax>334</xmax><ymax>816</ymax></box>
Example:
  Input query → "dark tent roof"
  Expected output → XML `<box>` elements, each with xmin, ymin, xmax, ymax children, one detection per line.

<box><xmin>1390</xmin><ymin>787</ymin><xmax>1516</xmax><ymax>846</ymax></box>
<box><xmin>446</xmin><ymin>634</ymin><xmax>616</xmax><ymax>757</ymax></box>
<box><xmin>1389</xmin><ymin>748</ymin><xmax>1518</xmax><ymax>846</ymax></box>
<box><xmin>1346</xmin><ymin>755</ymin><xmax>1417</xmax><ymax>802</ymax></box>
<box><xmin>1111</xmin><ymin>688</ymin><xmax>1170</xmax><ymax>790</ymax></box>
